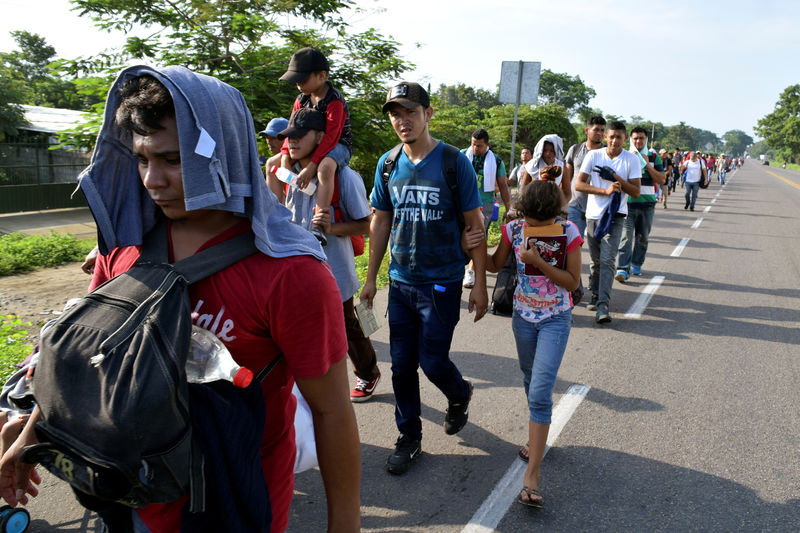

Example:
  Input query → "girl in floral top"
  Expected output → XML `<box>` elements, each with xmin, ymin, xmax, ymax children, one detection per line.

<box><xmin>487</xmin><ymin>167</ymin><xmax>582</xmax><ymax>509</ymax></box>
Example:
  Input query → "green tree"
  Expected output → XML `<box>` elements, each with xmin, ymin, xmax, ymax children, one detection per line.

<box><xmin>538</xmin><ymin>69</ymin><xmax>596</xmax><ymax>117</ymax></box>
<box><xmin>661</xmin><ymin>122</ymin><xmax>696</xmax><ymax>151</ymax></box>
<box><xmin>755</xmin><ymin>85</ymin><xmax>800</xmax><ymax>164</ymax></box>
<box><xmin>435</xmin><ymin>84</ymin><xmax>500</xmax><ymax>109</ymax></box>
<box><xmin>721</xmin><ymin>129</ymin><xmax>753</xmax><ymax>156</ymax></box>
<box><xmin>0</xmin><ymin>31</ymin><xmax>85</xmax><ymax>109</ymax></box>
<box><xmin>0</xmin><ymin>65</ymin><xmax>27</xmax><ymax>140</ymax></box>
<box><xmin>427</xmin><ymin>98</ymin><xmax>482</xmax><ymax>150</ymax></box>
<box><xmin>61</xmin><ymin>0</ymin><xmax>410</xmax><ymax>186</ymax></box>
<box><xmin>747</xmin><ymin>140</ymin><xmax>774</xmax><ymax>160</ymax></box>
<box><xmin>426</xmin><ymin>90</ymin><xmax>576</xmax><ymax>168</ymax></box>
<box><xmin>694</xmin><ymin>128</ymin><xmax>721</xmax><ymax>153</ymax></box>
<box><xmin>483</xmin><ymin>103</ymin><xmax>577</xmax><ymax>167</ymax></box>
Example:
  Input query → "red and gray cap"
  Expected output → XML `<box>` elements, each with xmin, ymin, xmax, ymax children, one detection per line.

<box><xmin>279</xmin><ymin>47</ymin><xmax>330</xmax><ymax>83</ymax></box>
<box><xmin>382</xmin><ymin>82</ymin><xmax>430</xmax><ymax>113</ymax></box>
<box><xmin>277</xmin><ymin>108</ymin><xmax>326</xmax><ymax>139</ymax></box>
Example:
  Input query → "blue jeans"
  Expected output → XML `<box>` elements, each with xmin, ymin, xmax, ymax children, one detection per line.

<box><xmin>617</xmin><ymin>206</ymin><xmax>655</xmax><ymax>272</ymax></box>
<box><xmin>388</xmin><ymin>279</ymin><xmax>471</xmax><ymax>440</ymax></box>
<box><xmin>512</xmin><ymin>310</ymin><xmax>572</xmax><ymax>425</ymax></box>
<box><xmin>567</xmin><ymin>205</ymin><xmax>587</xmax><ymax>240</ymax></box>
<box><xmin>586</xmin><ymin>216</ymin><xmax>624</xmax><ymax>306</ymax></box>
<box><xmin>480</xmin><ymin>201</ymin><xmax>495</xmax><ymax>237</ymax></box>
<box><xmin>325</xmin><ymin>142</ymin><xmax>352</xmax><ymax>170</ymax></box>
<box><xmin>685</xmin><ymin>181</ymin><xmax>700</xmax><ymax>209</ymax></box>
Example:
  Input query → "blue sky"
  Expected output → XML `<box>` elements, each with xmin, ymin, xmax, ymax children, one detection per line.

<box><xmin>3</xmin><ymin>0</ymin><xmax>798</xmax><ymax>141</ymax></box>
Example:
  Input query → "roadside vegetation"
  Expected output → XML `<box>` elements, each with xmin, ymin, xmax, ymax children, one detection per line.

<box><xmin>0</xmin><ymin>315</ymin><xmax>33</xmax><ymax>382</ymax></box>
<box><xmin>0</xmin><ymin>232</ymin><xmax>96</xmax><ymax>276</ymax></box>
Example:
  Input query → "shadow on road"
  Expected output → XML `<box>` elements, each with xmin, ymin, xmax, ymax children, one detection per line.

<box><xmin>501</xmin><ymin>446</ymin><xmax>800</xmax><ymax>532</ymax></box>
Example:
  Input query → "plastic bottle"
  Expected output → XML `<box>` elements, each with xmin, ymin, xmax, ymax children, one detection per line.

<box><xmin>270</xmin><ymin>166</ymin><xmax>316</xmax><ymax>195</ymax></box>
<box><xmin>491</xmin><ymin>202</ymin><xmax>500</xmax><ymax>222</ymax></box>
<box><xmin>186</xmin><ymin>326</ymin><xmax>254</xmax><ymax>388</ymax></box>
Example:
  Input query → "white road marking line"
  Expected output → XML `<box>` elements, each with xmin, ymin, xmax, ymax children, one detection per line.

<box><xmin>624</xmin><ymin>276</ymin><xmax>665</xmax><ymax>319</ymax></box>
<box><xmin>461</xmin><ymin>384</ymin><xmax>591</xmax><ymax>533</ymax></box>
<box><xmin>711</xmin><ymin>198</ymin><xmax>716</xmax><ymax>204</ymax></box>
<box><xmin>703</xmin><ymin>206</ymin><xmax>711</xmax><ymax>213</ymax></box>
<box><xmin>671</xmin><ymin>238</ymin><xmax>690</xmax><ymax>257</ymax></box>
<box><xmin>691</xmin><ymin>218</ymin><xmax>703</xmax><ymax>229</ymax></box>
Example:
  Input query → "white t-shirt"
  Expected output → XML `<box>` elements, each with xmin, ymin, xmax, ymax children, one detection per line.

<box><xmin>579</xmin><ymin>148</ymin><xmax>642</xmax><ymax>219</ymax></box>
<box><xmin>525</xmin><ymin>158</ymin><xmax>565</xmax><ymax>185</ymax></box>
<box><xmin>683</xmin><ymin>159</ymin><xmax>703</xmax><ymax>183</ymax></box>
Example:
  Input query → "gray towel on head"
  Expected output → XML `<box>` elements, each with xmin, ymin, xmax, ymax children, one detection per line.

<box><xmin>78</xmin><ymin>65</ymin><xmax>324</xmax><ymax>261</ymax></box>
<box><xmin>530</xmin><ymin>134</ymin><xmax>564</xmax><ymax>170</ymax></box>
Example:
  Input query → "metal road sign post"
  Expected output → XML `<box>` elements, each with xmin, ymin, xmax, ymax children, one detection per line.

<box><xmin>499</xmin><ymin>61</ymin><xmax>541</xmax><ymax>173</ymax></box>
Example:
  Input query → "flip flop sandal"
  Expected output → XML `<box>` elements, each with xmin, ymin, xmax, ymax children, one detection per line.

<box><xmin>517</xmin><ymin>486</ymin><xmax>543</xmax><ymax>508</ymax></box>
<box><xmin>518</xmin><ymin>443</ymin><xmax>529</xmax><ymax>462</ymax></box>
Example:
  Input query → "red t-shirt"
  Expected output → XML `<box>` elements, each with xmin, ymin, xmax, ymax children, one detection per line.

<box><xmin>89</xmin><ymin>221</ymin><xmax>347</xmax><ymax>532</ymax></box>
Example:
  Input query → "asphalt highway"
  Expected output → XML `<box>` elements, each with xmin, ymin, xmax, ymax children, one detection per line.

<box><xmin>288</xmin><ymin>159</ymin><xmax>800</xmax><ymax>532</ymax></box>
<box><xmin>15</xmin><ymin>159</ymin><xmax>800</xmax><ymax>532</ymax></box>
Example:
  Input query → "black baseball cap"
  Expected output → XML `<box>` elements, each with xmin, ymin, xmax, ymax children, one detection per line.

<box><xmin>382</xmin><ymin>82</ymin><xmax>430</xmax><ymax>113</ymax></box>
<box><xmin>277</xmin><ymin>108</ymin><xmax>327</xmax><ymax>139</ymax></box>
<box><xmin>279</xmin><ymin>47</ymin><xmax>330</xmax><ymax>83</ymax></box>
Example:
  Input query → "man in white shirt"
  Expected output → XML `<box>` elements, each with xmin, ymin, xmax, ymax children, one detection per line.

<box><xmin>680</xmin><ymin>151</ymin><xmax>707</xmax><ymax>211</ymax></box>
<box><xmin>574</xmin><ymin>121</ymin><xmax>641</xmax><ymax>323</ymax></box>
<box><xmin>565</xmin><ymin>115</ymin><xmax>606</xmax><ymax>238</ymax></box>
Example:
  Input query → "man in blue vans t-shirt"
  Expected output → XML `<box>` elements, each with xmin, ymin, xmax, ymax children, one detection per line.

<box><xmin>360</xmin><ymin>81</ymin><xmax>487</xmax><ymax>476</ymax></box>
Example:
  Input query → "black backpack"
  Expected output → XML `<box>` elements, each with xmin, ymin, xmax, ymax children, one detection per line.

<box><xmin>381</xmin><ymin>142</ymin><xmax>468</xmax><ymax>263</ymax></box>
<box><xmin>490</xmin><ymin>252</ymin><xmax>516</xmax><ymax>316</ymax></box>
<box><xmin>25</xmin><ymin>220</ymin><xmax>266</xmax><ymax>512</ymax></box>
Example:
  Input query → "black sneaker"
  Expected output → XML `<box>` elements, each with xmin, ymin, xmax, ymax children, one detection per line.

<box><xmin>586</xmin><ymin>293</ymin><xmax>599</xmax><ymax>311</ymax></box>
<box><xmin>386</xmin><ymin>434</ymin><xmax>422</xmax><ymax>475</ymax></box>
<box><xmin>444</xmin><ymin>381</ymin><xmax>473</xmax><ymax>435</ymax></box>
<box><xmin>310</xmin><ymin>226</ymin><xmax>327</xmax><ymax>246</ymax></box>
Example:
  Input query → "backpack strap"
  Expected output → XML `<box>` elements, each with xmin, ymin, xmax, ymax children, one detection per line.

<box><xmin>440</xmin><ymin>143</ymin><xmax>463</xmax><ymax>233</ymax></box>
<box><xmin>254</xmin><ymin>354</ymin><xmax>283</xmax><ymax>383</ymax></box>
<box><xmin>140</xmin><ymin>219</ymin><xmax>259</xmax><ymax>284</ymax></box>
<box><xmin>381</xmin><ymin>143</ymin><xmax>404</xmax><ymax>194</ymax></box>
<box><xmin>330</xmin><ymin>170</ymin><xmax>343</xmax><ymax>223</ymax></box>
<box><xmin>175</xmin><ymin>232</ymin><xmax>259</xmax><ymax>284</ymax></box>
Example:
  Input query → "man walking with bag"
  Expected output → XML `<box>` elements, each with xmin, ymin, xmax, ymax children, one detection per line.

<box><xmin>0</xmin><ymin>66</ymin><xmax>361</xmax><ymax>533</ymax></box>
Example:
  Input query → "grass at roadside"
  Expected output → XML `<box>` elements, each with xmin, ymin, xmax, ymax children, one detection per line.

<box><xmin>0</xmin><ymin>315</ymin><xmax>33</xmax><ymax>383</ymax></box>
<box><xmin>0</xmin><ymin>232</ymin><xmax>97</xmax><ymax>276</ymax></box>
<box><xmin>774</xmin><ymin>160</ymin><xmax>800</xmax><ymax>171</ymax></box>
<box><xmin>355</xmin><ymin>238</ymin><xmax>390</xmax><ymax>291</ymax></box>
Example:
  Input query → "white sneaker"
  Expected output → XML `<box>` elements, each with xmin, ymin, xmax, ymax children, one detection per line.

<box><xmin>463</xmin><ymin>268</ymin><xmax>475</xmax><ymax>288</ymax></box>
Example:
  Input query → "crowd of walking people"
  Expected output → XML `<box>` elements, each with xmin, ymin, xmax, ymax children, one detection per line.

<box><xmin>0</xmin><ymin>47</ymin><xmax>743</xmax><ymax>532</ymax></box>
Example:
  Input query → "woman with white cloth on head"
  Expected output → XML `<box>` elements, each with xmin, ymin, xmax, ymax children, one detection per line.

<box><xmin>519</xmin><ymin>134</ymin><xmax>570</xmax><ymax>204</ymax></box>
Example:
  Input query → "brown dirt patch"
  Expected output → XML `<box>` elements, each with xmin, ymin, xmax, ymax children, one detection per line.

<box><xmin>0</xmin><ymin>263</ymin><xmax>91</xmax><ymax>341</ymax></box>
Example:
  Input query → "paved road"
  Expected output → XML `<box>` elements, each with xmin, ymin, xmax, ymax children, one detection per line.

<box><xmin>12</xmin><ymin>160</ymin><xmax>800</xmax><ymax>531</ymax></box>
<box><xmin>288</xmin><ymin>160</ymin><xmax>800</xmax><ymax>532</ymax></box>
<box><xmin>0</xmin><ymin>208</ymin><xmax>96</xmax><ymax>240</ymax></box>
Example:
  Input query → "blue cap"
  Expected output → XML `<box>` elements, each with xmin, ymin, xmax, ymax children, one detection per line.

<box><xmin>260</xmin><ymin>117</ymin><xmax>289</xmax><ymax>137</ymax></box>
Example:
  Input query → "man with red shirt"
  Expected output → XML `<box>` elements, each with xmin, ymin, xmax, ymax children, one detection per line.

<box><xmin>0</xmin><ymin>66</ymin><xmax>361</xmax><ymax>532</ymax></box>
